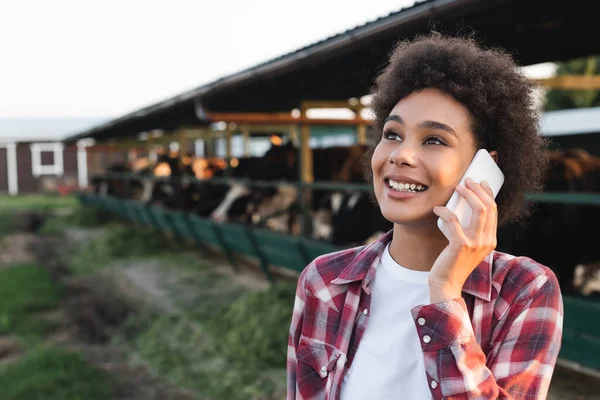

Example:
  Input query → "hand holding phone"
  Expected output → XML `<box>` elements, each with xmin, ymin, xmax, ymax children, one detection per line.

<box><xmin>437</xmin><ymin>149</ymin><xmax>504</xmax><ymax>240</ymax></box>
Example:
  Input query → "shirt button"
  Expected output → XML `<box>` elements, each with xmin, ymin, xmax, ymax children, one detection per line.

<box><xmin>417</xmin><ymin>317</ymin><xmax>426</xmax><ymax>326</ymax></box>
<box><xmin>431</xmin><ymin>380</ymin><xmax>438</xmax><ymax>389</ymax></box>
<box><xmin>423</xmin><ymin>335</ymin><xmax>431</xmax><ymax>344</ymax></box>
<box><xmin>321</xmin><ymin>366</ymin><xmax>327</xmax><ymax>373</ymax></box>
<box><xmin>363</xmin><ymin>308</ymin><xmax>368</xmax><ymax>315</ymax></box>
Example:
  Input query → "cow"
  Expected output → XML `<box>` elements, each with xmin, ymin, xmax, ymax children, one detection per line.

<box><xmin>496</xmin><ymin>148</ymin><xmax>600</xmax><ymax>294</ymax></box>
<box><xmin>312</xmin><ymin>190</ymin><xmax>392</xmax><ymax>246</ymax></box>
<box><xmin>207</xmin><ymin>143</ymin><xmax>375</xmax><ymax>240</ymax></box>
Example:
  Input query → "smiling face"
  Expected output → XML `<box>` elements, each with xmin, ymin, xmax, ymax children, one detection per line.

<box><xmin>371</xmin><ymin>88</ymin><xmax>478</xmax><ymax>227</ymax></box>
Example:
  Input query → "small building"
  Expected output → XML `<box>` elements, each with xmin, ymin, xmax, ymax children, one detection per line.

<box><xmin>0</xmin><ymin>117</ymin><xmax>105</xmax><ymax>195</ymax></box>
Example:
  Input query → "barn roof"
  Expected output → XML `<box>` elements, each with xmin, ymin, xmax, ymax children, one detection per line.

<box><xmin>64</xmin><ymin>0</ymin><xmax>599</xmax><ymax>143</ymax></box>
<box><xmin>0</xmin><ymin>117</ymin><xmax>108</xmax><ymax>143</ymax></box>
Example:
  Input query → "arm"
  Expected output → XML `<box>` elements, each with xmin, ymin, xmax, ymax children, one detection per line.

<box><xmin>287</xmin><ymin>268</ymin><xmax>308</xmax><ymax>400</ymax></box>
<box><xmin>412</xmin><ymin>271</ymin><xmax>563</xmax><ymax>399</ymax></box>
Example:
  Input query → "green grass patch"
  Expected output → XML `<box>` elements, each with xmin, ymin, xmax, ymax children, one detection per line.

<box><xmin>0</xmin><ymin>264</ymin><xmax>63</xmax><ymax>338</ymax></box>
<box><xmin>0</xmin><ymin>346</ymin><xmax>115</xmax><ymax>400</ymax></box>
<box><xmin>207</xmin><ymin>281</ymin><xmax>296</xmax><ymax>369</ymax></box>
<box><xmin>0</xmin><ymin>194</ymin><xmax>79</xmax><ymax>236</ymax></box>
<box><xmin>123</xmin><ymin>281</ymin><xmax>295</xmax><ymax>400</ymax></box>
<box><xmin>39</xmin><ymin>206</ymin><xmax>114</xmax><ymax>235</ymax></box>
<box><xmin>0</xmin><ymin>195</ymin><xmax>77</xmax><ymax>211</ymax></box>
<box><xmin>0</xmin><ymin>210</ymin><xmax>17</xmax><ymax>236</ymax></box>
<box><xmin>130</xmin><ymin>313</ymin><xmax>285</xmax><ymax>400</ymax></box>
<box><xmin>68</xmin><ymin>223</ymin><xmax>179</xmax><ymax>275</ymax></box>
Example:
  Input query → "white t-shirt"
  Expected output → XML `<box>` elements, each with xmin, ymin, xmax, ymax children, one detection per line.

<box><xmin>340</xmin><ymin>243</ymin><xmax>432</xmax><ymax>400</ymax></box>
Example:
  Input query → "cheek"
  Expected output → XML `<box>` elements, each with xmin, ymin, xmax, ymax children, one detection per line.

<box><xmin>430</xmin><ymin>157</ymin><xmax>464</xmax><ymax>190</ymax></box>
<box><xmin>371</xmin><ymin>144</ymin><xmax>386</xmax><ymax>174</ymax></box>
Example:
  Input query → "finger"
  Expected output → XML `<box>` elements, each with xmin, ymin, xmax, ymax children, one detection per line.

<box><xmin>467</xmin><ymin>179</ymin><xmax>498</xmax><ymax>234</ymax></box>
<box><xmin>455</xmin><ymin>182</ymin><xmax>486</xmax><ymax>235</ymax></box>
<box><xmin>434</xmin><ymin>205</ymin><xmax>467</xmax><ymax>242</ymax></box>
<box><xmin>479</xmin><ymin>180</ymin><xmax>495</xmax><ymax>199</ymax></box>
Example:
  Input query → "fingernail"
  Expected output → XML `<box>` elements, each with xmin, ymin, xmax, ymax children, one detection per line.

<box><xmin>465</xmin><ymin>177</ymin><xmax>474</xmax><ymax>185</ymax></box>
<box><xmin>481</xmin><ymin>180</ymin><xmax>490</xmax><ymax>188</ymax></box>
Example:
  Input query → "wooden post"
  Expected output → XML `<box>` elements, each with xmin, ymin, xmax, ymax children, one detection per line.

<box><xmin>300</xmin><ymin>124</ymin><xmax>313</xmax><ymax>184</ymax></box>
<box><xmin>299</xmin><ymin>104</ymin><xmax>314</xmax><ymax>237</ymax></box>
<box><xmin>225</xmin><ymin>127</ymin><xmax>232</xmax><ymax>159</ymax></box>
<box><xmin>179</xmin><ymin>129</ymin><xmax>188</xmax><ymax>158</ymax></box>
<box><xmin>289</xmin><ymin>124</ymin><xmax>299</xmax><ymax>146</ymax></box>
<box><xmin>357</xmin><ymin>124</ymin><xmax>367</xmax><ymax>145</ymax></box>
<box><xmin>241</xmin><ymin>125</ymin><xmax>250</xmax><ymax>157</ymax></box>
<box><xmin>350</xmin><ymin>103</ymin><xmax>367</xmax><ymax>144</ymax></box>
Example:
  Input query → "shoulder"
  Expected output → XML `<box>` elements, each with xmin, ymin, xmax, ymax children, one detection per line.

<box><xmin>491</xmin><ymin>250</ymin><xmax>562</xmax><ymax>306</ymax></box>
<box><xmin>297</xmin><ymin>245</ymin><xmax>368</xmax><ymax>293</ymax></box>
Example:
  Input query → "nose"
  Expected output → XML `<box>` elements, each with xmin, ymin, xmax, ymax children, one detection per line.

<box><xmin>388</xmin><ymin>141</ymin><xmax>418</xmax><ymax>167</ymax></box>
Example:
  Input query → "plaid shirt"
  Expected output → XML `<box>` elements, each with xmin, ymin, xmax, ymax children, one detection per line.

<box><xmin>287</xmin><ymin>230</ymin><xmax>563</xmax><ymax>400</ymax></box>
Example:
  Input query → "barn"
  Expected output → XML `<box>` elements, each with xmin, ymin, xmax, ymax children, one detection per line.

<box><xmin>0</xmin><ymin>117</ymin><xmax>104</xmax><ymax>195</ymax></box>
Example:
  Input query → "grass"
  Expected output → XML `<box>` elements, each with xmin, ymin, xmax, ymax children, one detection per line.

<box><xmin>0</xmin><ymin>264</ymin><xmax>64</xmax><ymax>339</ymax></box>
<box><xmin>0</xmin><ymin>264</ymin><xmax>116</xmax><ymax>399</ymax></box>
<box><xmin>0</xmin><ymin>194</ymin><xmax>77</xmax><ymax>211</ymax></box>
<box><xmin>0</xmin><ymin>194</ymin><xmax>79</xmax><ymax>237</ymax></box>
<box><xmin>0</xmin><ymin>346</ymin><xmax>115</xmax><ymax>400</ymax></box>
<box><xmin>39</xmin><ymin>205</ymin><xmax>114</xmax><ymax>235</ymax></box>
<box><xmin>68</xmin><ymin>223</ymin><xmax>178</xmax><ymax>275</ymax></box>
<box><xmin>121</xmin><ymin>280</ymin><xmax>295</xmax><ymax>400</ymax></box>
<box><xmin>206</xmin><ymin>281</ymin><xmax>296</xmax><ymax>368</ymax></box>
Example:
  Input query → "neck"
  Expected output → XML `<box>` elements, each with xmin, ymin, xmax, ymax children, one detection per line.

<box><xmin>388</xmin><ymin>218</ymin><xmax>449</xmax><ymax>272</ymax></box>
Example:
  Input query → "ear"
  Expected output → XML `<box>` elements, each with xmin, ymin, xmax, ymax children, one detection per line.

<box><xmin>489</xmin><ymin>150</ymin><xmax>499</xmax><ymax>163</ymax></box>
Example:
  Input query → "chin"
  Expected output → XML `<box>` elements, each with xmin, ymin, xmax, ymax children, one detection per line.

<box><xmin>378</xmin><ymin>201</ymin><xmax>438</xmax><ymax>228</ymax></box>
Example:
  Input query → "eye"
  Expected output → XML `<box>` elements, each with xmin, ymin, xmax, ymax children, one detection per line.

<box><xmin>424</xmin><ymin>136</ymin><xmax>446</xmax><ymax>145</ymax></box>
<box><xmin>383</xmin><ymin>130</ymin><xmax>402</xmax><ymax>141</ymax></box>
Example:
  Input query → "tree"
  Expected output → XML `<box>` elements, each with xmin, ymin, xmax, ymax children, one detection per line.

<box><xmin>544</xmin><ymin>56</ymin><xmax>600</xmax><ymax>111</ymax></box>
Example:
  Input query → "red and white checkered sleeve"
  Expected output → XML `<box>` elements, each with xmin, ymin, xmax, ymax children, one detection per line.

<box><xmin>412</xmin><ymin>270</ymin><xmax>563</xmax><ymax>399</ymax></box>
<box><xmin>287</xmin><ymin>266</ymin><xmax>309</xmax><ymax>400</ymax></box>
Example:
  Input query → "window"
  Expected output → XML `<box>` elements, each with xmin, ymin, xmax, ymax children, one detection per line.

<box><xmin>30</xmin><ymin>142</ymin><xmax>64</xmax><ymax>177</ymax></box>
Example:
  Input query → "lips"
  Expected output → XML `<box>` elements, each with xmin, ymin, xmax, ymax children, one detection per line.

<box><xmin>384</xmin><ymin>175</ymin><xmax>429</xmax><ymax>193</ymax></box>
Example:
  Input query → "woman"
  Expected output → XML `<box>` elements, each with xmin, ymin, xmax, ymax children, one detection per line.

<box><xmin>287</xmin><ymin>33</ymin><xmax>563</xmax><ymax>400</ymax></box>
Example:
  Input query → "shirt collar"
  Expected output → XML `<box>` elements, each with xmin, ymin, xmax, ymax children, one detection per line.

<box><xmin>330</xmin><ymin>229</ymin><xmax>493</xmax><ymax>301</ymax></box>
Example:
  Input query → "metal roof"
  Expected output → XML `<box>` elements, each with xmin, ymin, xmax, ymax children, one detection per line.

<box><xmin>541</xmin><ymin>107</ymin><xmax>600</xmax><ymax>137</ymax></box>
<box><xmin>0</xmin><ymin>117</ymin><xmax>108</xmax><ymax>143</ymax></box>
<box><xmin>64</xmin><ymin>0</ymin><xmax>600</xmax><ymax>143</ymax></box>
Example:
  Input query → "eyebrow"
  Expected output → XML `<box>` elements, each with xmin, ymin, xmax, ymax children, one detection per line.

<box><xmin>384</xmin><ymin>114</ymin><xmax>457</xmax><ymax>136</ymax></box>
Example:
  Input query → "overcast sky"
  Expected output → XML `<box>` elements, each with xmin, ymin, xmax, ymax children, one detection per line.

<box><xmin>0</xmin><ymin>0</ymin><xmax>555</xmax><ymax>119</ymax></box>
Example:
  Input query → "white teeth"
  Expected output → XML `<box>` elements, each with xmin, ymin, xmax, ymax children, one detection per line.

<box><xmin>387</xmin><ymin>179</ymin><xmax>427</xmax><ymax>193</ymax></box>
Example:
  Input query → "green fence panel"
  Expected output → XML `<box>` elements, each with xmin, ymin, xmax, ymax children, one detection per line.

<box><xmin>252</xmin><ymin>229</ymin><xmax>307</xmax><ymax>272</ymax></box>
<box><xmin>101</xmin><ymin>197</ymin><xmax>113</xmax><ymax>217</ymax></box>
<box><xmin>136</xmin><ymin>202</ymin><xmax>155</xmax><ymax>227</ymax></box>
<box><xmin>300</xmin><ymin>238</ymin><xmax>342</xmax><ymax>266</ymax></box>
<box><xmin>560</xmin><ymin>329</ymin><xmax>600</xmax><ymax>371</ymax></box>
<box><xmin>167</xmin><ymin>210</ymin><xmax>195</xmax><ymax>239</ymax></box>
<box><xmin>75</xmin><ymin>193</ymin><xmax>90</xmax><ymax>206</ymax></box>
<box><xmin>121</xmin><ymin>200</ymin><xmax>142</xmax><ymax>224</ymax></box>
<box><xmin>187</xmin><ymin>214</ymin><xmax>222</xmax><ymax>247</ymax></box>
<box><xmin>97</xmin><ymin>196</ymin><xmax>112</xmax><ymax>213</ymax></box>
<box><xmin>560</xmin><ymin>296</ymin><xmax>600</xmax><ymax>370</ymax></box>
<box><xmin>216</xmin><ymin>223</ymin><xmax>261</xmax><ymax>259</ymax></box>
<box><xmin>148</xmin><ymin>206</ymin><xmax>174</xmax><ymax>232</ymax></box>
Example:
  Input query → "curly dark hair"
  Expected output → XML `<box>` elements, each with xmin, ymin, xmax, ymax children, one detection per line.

<box><xmin>364</xmin><ymin>32</ymin><xmax>549</xmax><ymax>225</ymax></box>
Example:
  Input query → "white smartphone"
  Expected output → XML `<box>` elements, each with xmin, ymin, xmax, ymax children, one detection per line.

<box><xmin>437</xmin><ymin>149</ymin><xmax>504</xmax><ymax>240</ymax></box>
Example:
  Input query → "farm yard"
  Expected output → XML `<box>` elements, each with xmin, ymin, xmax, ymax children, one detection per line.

<box><xmin>3</xmin><ymin>0</ymin><xmax>600</xmax><ymax>398</ymax></box>
<box><xmin>0</xmin><ymin>195</ymin><xmax>296</xmax><ymax>399</ymax></box>
<box><xmin>0</xmin><ymin>194</ymin><xmax>599</xmax><ymax>399</ymax></box>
